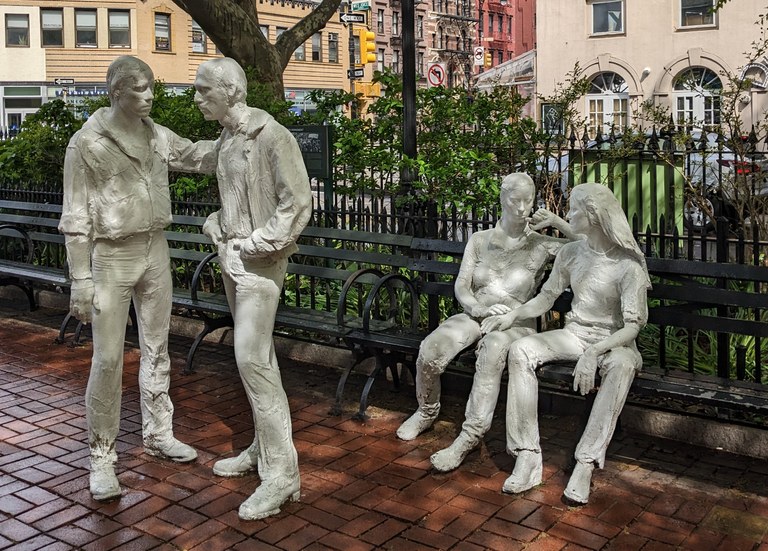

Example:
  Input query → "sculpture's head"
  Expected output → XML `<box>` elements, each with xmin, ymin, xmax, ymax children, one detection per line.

<box><xmin>499</xmin><ymin>173</ymin><xmax>535</xmax><ymax>221</ymax></box>
<box><xmin>194</xmin><ymin>58</ymin><xmax>247</xmax><ymax>122</ymax></box>
<box><xmin>106</xmin><ymin>56</ymin><xmax>154</xmax><ymax>118</ymax></box>
<box><xmin>569</xmin><ymin>183</ymin><xmax>648</xmax><ymax>273</ymax></box>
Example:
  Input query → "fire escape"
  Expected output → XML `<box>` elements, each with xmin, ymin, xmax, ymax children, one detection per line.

<box><xmin>430</xmin><ymin>0</ymin><xmax>476</xmax><ymax>88</ymax></box>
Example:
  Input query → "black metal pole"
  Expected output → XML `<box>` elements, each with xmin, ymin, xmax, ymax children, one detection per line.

<box><xmin>348</xmin><ymin>18</ymin><xmax>357</xmax><ymax>119</ymax></box>
<box><xmin>402</xmin><ymin>0</ymin><xmax>416</xmax><ymax>191</ymax></box>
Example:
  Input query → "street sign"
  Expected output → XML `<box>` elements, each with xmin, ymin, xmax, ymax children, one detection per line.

<box><xmin>351</xmin><ymin>0</ymin><xmax>370</xmax><ymax>11</ymax></box>
<box><xmin>473</xmin><ymin>46</ymin><xmax>484</xmax><ymax>66</ymax></box>
<box><xmin>427</xmin><ymin>63</ymin><xmax>447</xmax><ymax>88</ymax></box>
<box><xmin>341</xmin><ymin>12</ymin><xmax>366</xmax><ymax>24</ymax></box>
<box><xmin>348</xmin><ymin>68</ymin><xmax>365</xmax><ymax>79</ymax></box>
<box><xmin>53</xmin><ymin>78</ymin><xmax>75</xmax><ymax>85</ymax></box>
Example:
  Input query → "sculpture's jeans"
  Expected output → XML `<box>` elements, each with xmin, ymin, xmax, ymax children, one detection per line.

<box><xmin>219</xmin><ymin>239</ymin><xmax>299</xmax><ymax>483</ymax></box>
<box><xmin>87</xmin><ymin>231</ymin><xmax>174</xmax><ymax>464</ymax></box>
<box><xmin>505</xmin><ymin>325</ymin><xmax>640</xmax><ymax>468</ymax></box>
<box><xmin>416</xmin><ymin>313</ymin><xmax>533</xmax><ymax>439</ymax></box>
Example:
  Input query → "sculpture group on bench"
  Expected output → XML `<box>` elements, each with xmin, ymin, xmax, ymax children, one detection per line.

<box><xmin>396</xmin><ymin>173</ymin><xmax>576</xmax><ymax>473</ymax></box>
<box><xmin>482</xmin><ymin>182</ymin><xmax>651</xmax><ymax>504</ymax></box>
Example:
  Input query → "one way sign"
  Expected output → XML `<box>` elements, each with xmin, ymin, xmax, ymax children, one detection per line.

<box><xmin>340</xmin><ymin>12</ymin><xmax>366</xmax><ymax>24</ymax></box>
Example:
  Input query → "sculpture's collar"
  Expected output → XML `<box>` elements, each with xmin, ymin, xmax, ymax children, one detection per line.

<box><xmin>85</xmin><ymin>108</ymin><xmax>155</xmax><ymax>161</ymax></box>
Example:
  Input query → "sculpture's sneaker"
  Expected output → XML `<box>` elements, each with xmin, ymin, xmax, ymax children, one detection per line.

<box><xmin>90</xmin><ymin>463</ymin><xmax>120</xmax><ymax>502</ymax></box>
<box><xmin>213</xmin><ymin>444</ymin><xmax>259</xmax><ymax>477</ymax></box>
<box><xmin>430</xmin><ymin>432</ymin><xmax>477</xmax><ymax>472</ymax></box>
<box><xmin>563</xmin><ymin>460</ymin><xmax>594</xmax><ymax>505</ymax></box>
<box><xmin>145</xmin><ymin>437</ymin><xmax>198</xmax><ymax>463</ymax></box>
<box><xmin>238</xmin><ymin>476</ymin><xmax>301</xmax><ymax>520</ymax></box>
<box><xmin>502</xmin><ymin>450</ymin><xmax>543</xmax><ymax>494</ymax></box>
<box><xmin>396</xmin><ymin>410</ymin><xmax>438</xmax><ymax>441</ymax></box>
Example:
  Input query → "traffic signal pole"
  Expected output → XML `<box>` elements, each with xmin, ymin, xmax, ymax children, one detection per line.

<box><xmin>402</xmin><ymin>0</ymin><xmax>416</xmax><ymax>194</ymax></box>
<box><xmin>348</xmin><ymin>16</ymin><xmax>357</xmax><ymax>119</ymax></box>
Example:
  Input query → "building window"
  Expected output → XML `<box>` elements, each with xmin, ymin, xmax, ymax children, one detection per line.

<box><xmin>41</xmin><ymin>9</ymin><xmax>63</xmax><ymax>47</ymax></box>
<box><xmin>497</xmin><ymin>50</ymin><xmax>503</xmax><ymax>64</ymax></box>
<box><xmin>191</xmin><ymin>20</ymin><xmax>207</xmax><ymax>53</ymax></box>
<box><xmin>5</xmin><ymin>14</ymin><xmax>29</xmax><ymax>47</ymax></box>
<box><xmin>109</xmin><ymin>10</ymin><xmax>130</xmax><ymax>49</ymax></box>
<box><xmin>587</xmin><ymin>72</ymin><xmax>629</xmax><ymax>138</ymax></box>
<box><xmin>417</xmin><ymin>16</ymin><xmax>423</xmax><ymax>39</ymax></box>
<box><xmin>377</xmin><ymin>10</ymin><xmax>384</xmax><ymax>34</ymax></box>
<box><xmin>438</xmin><ymin>27</ymin><xmax>444</xmax><ymax>49</ymax></box>
<box><xmin>591</xmin><ymin>1</ymin><xmax>623</xmax><ymax>34</ymax></box>
<box><xmin>392</xmin><ymin>50</ymin><xmax>400</xmax><ymax>73</ymax></box>
<box><xmin>75</xmin><ymin>9</ymin><xmax>97</xmax><ymax>48</ymax></box>
<box><xmin>680</xmin><ymin>0</ymin><xmax>715</xmax><ymax>27</ymax></box>
<box><xmin>311</xmin><ymin>33</ymin><xmax>322</xmax><ymax>61</ymax></box>
<box><xmin>417</xmin><ymin>52</ymin><xmax>424</xmax><ymax>76</ymax></box>
<box><xmin>498</xmin><ymin>15</ymin><xmax>503</xmax><ymax>34</ymax></box>
<box><xmin>260</xmin><ymin>25</ymin><xmax>269</xmax><ymax>40</ymax></box>
<box><xmin>328</xmin><ymin>32</ymin><xmax>338</xmax><ymax>62</ymax></box>
<box><xmin>508</xmin><ymin>17</ymin><xmax>512</xmax><ymax>35</ymax></box>
<box><xmin>154</xmin><ymin>13</ymin><xmax>171</xmax><ymax>51</ymax></box>
<box><xmin>488</xmin><ymin>14</ymin><xmax>494</xmax><ymax>35</ymax></box>
<box><xmin>436</xmin><ymin>0</ymin><xmax>443</xmax><ymax>12</ymax></box>
<box><xmin>276</xmin><ymin>27</ymin><xmax>287</xmax><ymax>41</ymax></box>
<box><xmin>392</xmin><ymin>12</ymin><xmax>400</xmax><ymax>37</ymax></box>
<box><xmin>377</xmin><ymin>49</ymin><xmax>385</xmax><ymax>72</ymax></box>
<box><xmin>294</xmin><ymin>41</ymin><xmax>305</xmax><ymax>61</ymax></box>
<box><xmin>674</xmin><ymin>67</ymin><xmax>722</xmax><ymax>128</ymax></box>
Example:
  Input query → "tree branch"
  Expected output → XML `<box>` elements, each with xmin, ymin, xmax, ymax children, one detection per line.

<box><xmin>275</xmin><ymin>0</ymin><xmax>343</xmax><ymax>68</ymax></box>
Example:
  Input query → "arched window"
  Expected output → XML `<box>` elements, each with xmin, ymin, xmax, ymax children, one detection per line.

<box><xmin>438</xmin><ymin>26</ymin><xmax>444</xmax><ymax>49</ymax></box>
<box><xmin>586</xmin><ymin>72</ymin><xmax>629</xmax><ymax>138</ymax></box>
<box><xmin>741</xmin><ymin>63</ymin><xmax>768</xmax><ymax>89</ymax></box>
<box><xmin>673</xmin><ymin>67</ymin><xmax>722</xmax><ymax>128</ymax></box>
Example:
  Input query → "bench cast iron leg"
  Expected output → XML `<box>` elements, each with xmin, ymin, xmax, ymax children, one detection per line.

<box><xmin>330</xmin><ymin>353</ymin><xmax>366</xmax><ymax>416</ymax></box>
<box><xmin>183</xmin><ymin>315</ymin><xmax>234</xmax><ymax>375</ymax></box>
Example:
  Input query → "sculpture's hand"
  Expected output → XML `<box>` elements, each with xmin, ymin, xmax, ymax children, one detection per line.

<box><xmin>202</xmin><ymin>214</ymin><xmax>223</xmax><ymax>245</ymax></box>
<box><xmin>70</xmin><ymin>278</ymin><xmax>98</xmax><ymax>323</ymax></box>
<box><xmin>528</xmin><ymin>208</ymin><xmax>555</xmax><ymax>231</ymax></box>
<box><xmin>486</xmin><ymin>304</ymin><xmax>512</xmax><ymax>316</ymax></box>
<box><xmin>573</xmin><ymin>350</ymin><xmax>598</xmax><ymax>395</ymax></box>
<box><xmin>239</xmin><ymin>236</ymin><xmax>267</xmax><ymax>259</ymax></box>
<box><xmin>481</xmin><ymin>312</ymin><xmax>515</xmax><ymax>334</ymax></box>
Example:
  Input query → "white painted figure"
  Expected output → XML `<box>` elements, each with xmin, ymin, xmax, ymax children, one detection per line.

<box><xmin>59</xmin><ymin>56</ymin><xmax>217</xmax><ymax>501</ymax></box>
<box><xmin>194</xmin><ymin>58</ymin><xmax>312</xmax><ymax>520</ymax></box>
<box><xmin>397</xmin><ymin>174</ymin><xmax>575</xmax><ymax>474</ymax></box>
<box><xmin>482</xmin><ymin>183</ymin><xmax>651</xmax><ymax>504</ymax></box>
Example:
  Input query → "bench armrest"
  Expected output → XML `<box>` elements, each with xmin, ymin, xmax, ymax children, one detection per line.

<box><xmin>361</xmin><ymin>273</ymin><xmax>420</xmax><ymax>333</ymax></box>
<box><xmin>338</xmin><ymin>268</ymin><xmax>385</xmax><ymax>327</ymax></box>
<box><xmin>0</xmin><ymin>224</ymin><xmax>34</xmax><ymax>264</ymax></box>
<box><xmin>190</xmin><ymin>252</ymin><xmax>220</xmax><ymax>302</ymax></box>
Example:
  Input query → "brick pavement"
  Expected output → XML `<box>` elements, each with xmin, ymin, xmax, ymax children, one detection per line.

<box><xmin>1</xmin><ymin>300</ymin><xmax>768</xmax><ymax>550</ymax></box>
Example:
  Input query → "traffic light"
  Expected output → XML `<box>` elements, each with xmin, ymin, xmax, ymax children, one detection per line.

<box><xmin>484</xmin><ymin>51</ymin><xmax>492</xmax><ymax>68</ymax></box>
<box><xmin>358</xmin><ymin>29</ymin><xmax>376</xmax><ymax>65</ymax></box>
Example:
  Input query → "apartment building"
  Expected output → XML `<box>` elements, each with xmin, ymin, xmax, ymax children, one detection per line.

<box><xmin>536</xmin><ymin>0</ymin><xmax>768</xmax><ymax>135</ymax></box>
<box><xmin>0</xmin><ymin>0</ymin><xmax>347</xmax><ymax>129</ymax></box>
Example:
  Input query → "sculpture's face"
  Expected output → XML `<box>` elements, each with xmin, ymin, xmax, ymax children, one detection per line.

<box><xmin>567</xmin><ymin>196</ymin><xmax>591</xmax><ymax>234</ymax></box>
<box><xmin>500</xmin><ymin>184</ymin><xmax>534</xmax><ymax>221</ymax></box>
<box><xmin>115</xmin><ymin>74</ymin><xmax>153</xmax><ymax>119</ymax></box>
<box><xmin>194</xmin><ymin>69</ymin><xmax>229</xmax><ymax>122</ymax></box>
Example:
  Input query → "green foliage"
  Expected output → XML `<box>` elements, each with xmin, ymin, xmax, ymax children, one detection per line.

<box><xmin>0</xmin><ymin>99</ymin><xmax>83</xmax><ymax>184</ymax></box>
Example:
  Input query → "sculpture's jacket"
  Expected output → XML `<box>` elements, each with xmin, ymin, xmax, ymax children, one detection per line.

<box><xmin>59</xmin><ymin>108</ymin><xmax>216</xmax><ymax>278</ymax></box>
<box><xmin>208</xmin><ymin>107</ymin><xmax>311</xmax><ymax>263</ymax></box>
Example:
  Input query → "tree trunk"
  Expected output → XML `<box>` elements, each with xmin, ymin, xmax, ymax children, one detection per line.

<box><xmin>172</xmin><ymin>0</ymin><xmax>342</xmax><ymax>102</ymax></box>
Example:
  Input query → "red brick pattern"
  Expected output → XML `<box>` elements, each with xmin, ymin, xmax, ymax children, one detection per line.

<box><xmin>1</xmin><ymin>303</ymin><xmax>767</xmax><ymax>550</ymax></box>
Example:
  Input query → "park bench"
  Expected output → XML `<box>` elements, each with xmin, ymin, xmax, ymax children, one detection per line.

<box><xmin>342</xmin><ymin>233</ymin><xmax>768</xmax><ymax>424</ymax></box>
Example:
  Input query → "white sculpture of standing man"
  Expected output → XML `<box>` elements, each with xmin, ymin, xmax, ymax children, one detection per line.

<box><xmin>59</xmin><ymin>56</ymin><xmax>217</xmax><ymax>501</ymax></box>
<box><xmin>194</xmin><ymin>58</ymin><xmax>312</xmax><ymax>520</ymax></box>
<box><xmin>397</xmin><ymin>174</ymin><xmax>575</xmax><ymax>473</ymax></box>
<box><xmin>482</xmin><ymin>182</ymin><xmax>650</xmax><ymax>504</ymax></box>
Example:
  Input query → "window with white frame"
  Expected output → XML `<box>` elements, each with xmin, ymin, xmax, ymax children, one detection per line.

<box><xmin>312</xmin><ymin>33</ymin><xmax>322</xmax><ymax>61</ymax></box>
<box><xmin>392</xmin><ymin>12</ymin><xmax>400</xmax><ymax>36</ymax></box>
<box><xmin>329</xmin><ymin>32</ymin><xmax>338</xmax><ymax>62</ymax></box>
<box><xmin>377</xmin><ymin>49</ymin><xmax>385</xmax><ymax>72</ymax></box>
<box><xmin>191</xmin><ymin>20</ymin><xmax>206</xmax><ymax>53</ymax></box>
<box><xmin>259</xmin><ymin>25</ymin><xmax>269</xmax><ymax>40</ymax></box>
<box><xmin>680</xmin><ymin>0</ymin><xmax>715</xmax><ymax>27</ymax></box>
<box><xmin>5</xmin><ymin>14</ymin><xmax>29</xmax><ymax>47</ymax></box>
<box><xmin>417</xmin><ymin>52</ymin><xmax>424</xmax><ymax>76</ymax></box>
<box><xmin>673</xmin><ymin>67</ymin><xmax>722</xmax><ymax>128</ymax></box>
<box><xmin>417</xmin><ymin>15</ymin><xmax>423</xmax><ymax>39</ymax></box>
<box><xmin>591</xmin><ymin>1</ymin><xmax>623</xmax><ymax>35</ymax></box>
<box><xmin>392</xmin><ymin>49</ymin><xmax>400</xmax><ymax>73</ymax></box>
<box><xmin>109</xmin><ymin>10</ymin><xmax>130</xmax><ymax>49</ymax></box>
<box><xmin>154</xmin><ymin>13</ymin><xmax>170</xmax><ymax>51</ymax></box>
<box><xmin>377</xmin><ymin>10</ymin><xmax>384</xmax><ymax>33</ymax></box>
<box><xmin>76</xmin><ymin>9</ymin><xmax>97</xmax><ymax>47</ymax></box>
<box><xmin>586</xmin><ymin>72</ymin><xmax>629</xmax><ymax>138</ymax></box>
<box><xmin>41</xmin><ymin>9</ymin><xmax>63</xmax><ymax>47</ymax></box>
<box><xmin>294</xmin><ymin>41</ymin><xmax>305</xmax><ymax>61</ymax></box>
<box><xmin>488</xmin><ymin>13</ymin><xmax>494</xmax><ymax>35</ymax></box>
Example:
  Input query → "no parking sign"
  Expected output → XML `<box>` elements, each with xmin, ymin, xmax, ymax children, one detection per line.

<box><xmin>427</xmin><ymin>63</ymin><xmax>447</xmax><ymax>88</ymax></box>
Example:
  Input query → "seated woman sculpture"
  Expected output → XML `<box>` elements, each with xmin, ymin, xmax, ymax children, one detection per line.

<box><xmin>397</xmin><ymin>173</ymin><xmax>575</xmax><ymax>474</ymax></box>
<box><xmin>482</xmin><ymin>182</ymin><xmax>651</xmax><ymax>504</ymax></box>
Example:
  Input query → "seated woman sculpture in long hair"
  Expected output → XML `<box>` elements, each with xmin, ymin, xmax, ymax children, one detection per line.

<box><xmin>482</xmin><ymin>182</ymin><xmax>651</xmax><ymax>504</ymax></box>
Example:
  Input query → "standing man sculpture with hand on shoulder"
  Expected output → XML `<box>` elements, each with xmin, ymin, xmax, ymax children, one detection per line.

<box><xmin>59</xmin><ymin>56</ymin><xmax>217</xmax><ymax>502</ymax></box>
<box><xmin>397</xmin><ymin>173</ymin><xmax>575</xmax><ymax>474</ymax></box>
<box><xmin>194</xmin><ymin>58</ymin><xmax>312</xmax><ymax>521</ymax></box>
<box><xmin>482</xmin><ymin>183</ymin><xmax>650</xmax><ymax>504</ymax></box>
